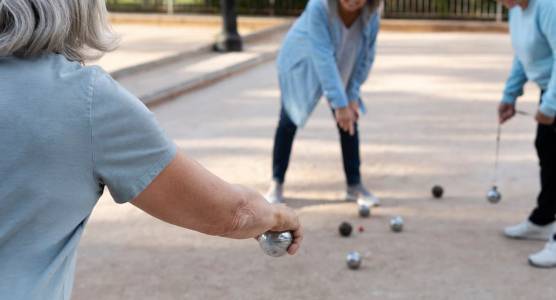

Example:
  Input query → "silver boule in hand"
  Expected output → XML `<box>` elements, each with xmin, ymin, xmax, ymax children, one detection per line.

<box><xmin>258</xmin><ymin>231</ymin><xmax>293</xmax><ymax>257</ymax></box>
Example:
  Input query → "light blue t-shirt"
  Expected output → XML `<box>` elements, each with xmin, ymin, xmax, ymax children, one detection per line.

<box><xmin>337</xmin><ymin>17</ymin><xmax>363</xmax><ymax>87</ymax></box>
<box><xmin>502</xmin><ymin>0</ymin><xmax>556</xmax><ymax>116</ymax></box>
<box><xmin>0</xmin><ymin>54</ymin><xmax>177</xmax><ymax>299</ymax></box>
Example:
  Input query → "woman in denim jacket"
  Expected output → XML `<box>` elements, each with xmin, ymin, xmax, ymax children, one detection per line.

<box><xmin>266</xmin><ymin>0</ymin><xmax>381</xmax><ymax>206</ymax></box>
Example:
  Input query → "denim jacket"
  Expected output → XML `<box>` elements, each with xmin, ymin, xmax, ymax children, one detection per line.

<box><xmin>277</xmin><ymin>0</ymin><xmax>380</xmax><ymax>126</ymax></box>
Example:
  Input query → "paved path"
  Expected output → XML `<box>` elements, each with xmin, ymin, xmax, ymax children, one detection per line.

<box><xmin>74</xmin><ymin>32</ymin><xmax>555</xmax><ymax>300</ymax></box>
<box><xmin>115</xmin><ymin>24</ymin><xmax>285</xmax><ymax>105</ymax></box>
<box><xmin>94</xmin><ymin>23</ymin><xmax>259</xmax><ymax>73</ymax></box>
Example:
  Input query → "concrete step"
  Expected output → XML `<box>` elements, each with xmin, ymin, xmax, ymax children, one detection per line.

<box><xmin>114</xmin><ymin>24</ymin><xmax>288</xmax><ymax>107</ymax></box>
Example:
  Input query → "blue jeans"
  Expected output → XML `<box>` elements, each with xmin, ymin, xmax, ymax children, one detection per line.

<box><xmin>271</xmin><ymin>107</ymin><xmax>361</xmax><ymax>185</ymax></box>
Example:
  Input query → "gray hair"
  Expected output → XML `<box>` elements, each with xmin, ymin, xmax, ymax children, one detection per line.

<box><xmin>0</xmin><ymin>0</ymin><xmax>119</xmax><ymax>62</ymax></box>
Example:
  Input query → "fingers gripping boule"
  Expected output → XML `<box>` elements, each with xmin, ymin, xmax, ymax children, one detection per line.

<box><xmin>270</xmin><ymin>205</ymin><xmax>303</xmax><ymax>255</ymax></box>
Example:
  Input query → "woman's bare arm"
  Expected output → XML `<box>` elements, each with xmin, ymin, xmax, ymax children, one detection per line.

<box><xmin>131</xmin><ymin>152</ymin><xmax>302</xmax><ymax>254</ymax></box>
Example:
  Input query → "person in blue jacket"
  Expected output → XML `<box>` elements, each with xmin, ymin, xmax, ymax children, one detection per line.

<box><xmin>266</xmin><ymin>0</ymin><xmax>380</xmax><ymax>205</ymax></box>
<box><xmin>265</xmin><ymin>0</ymin><xmax>382</xmax><ymax>206</ymax></box>
<box><xmin>497</xmin><ymin>0</ymin><xmax>556</xmax><ymax>268</ymax></box>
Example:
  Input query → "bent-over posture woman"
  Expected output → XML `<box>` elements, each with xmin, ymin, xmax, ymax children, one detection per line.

<box><xmin>266</xmin><ymin>0</ymin><xmax>382</xmax><ymax>206</ymax></box>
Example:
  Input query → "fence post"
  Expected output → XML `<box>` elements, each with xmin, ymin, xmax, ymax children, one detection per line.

<box><xmin>214</xmin><ymin>0</ymin><xmax>243</xmax><ymax>52</ymax></box>
<box><xmin>495</xmin><ymin>1</ymin><xmax>503</xmax><ymax>22</ymax></box>
<box><xmin>167</xmin><ymin>0</ymin><xmax>174</xmax><ymax>14</ymax></box>
<box><xmin>269</xmin><ymin>0</ymin><xmax>275</xmax><ymax>16</ymax></box>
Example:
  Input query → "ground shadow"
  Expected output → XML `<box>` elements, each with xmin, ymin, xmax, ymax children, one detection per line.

<box><xmin>283</xmin><ymin>197</ymin><xmax>346</xmax><ymax>209</ymax></box>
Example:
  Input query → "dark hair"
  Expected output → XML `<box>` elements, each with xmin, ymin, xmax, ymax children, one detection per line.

<box><xmin>368</xmin><ymin>0</ymin><xmax>381</xmax><ymax>12</ymax></box>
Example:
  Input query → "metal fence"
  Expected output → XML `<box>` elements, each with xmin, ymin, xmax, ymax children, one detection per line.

<box><xmin>106</xmin><ymin>0</ymin><xmax>506</xmax><ymax>20</ymax></box>
<box><xmin>384</xmin><ymin>0</ymin><xmax>505</xmax><ymax>20</ymax></box>
<box><xmin>105</xmin><ymin>0</ymin><xmax>306</xmax><ymax>15</ymax></box>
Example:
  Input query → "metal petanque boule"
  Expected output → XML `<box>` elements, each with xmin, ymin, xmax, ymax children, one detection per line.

<box><xmin>486</xmin><ymin>186</ymin><xmax>502</xmax><ymax>204</ymax></box>
<box><xmin>346</xmin><ymin>251</ymin><xmax>362</xmax><ymax>270</ymax></box>
<box><xmin>339</xmin><ymin>222</ymin><xmax>353</xmax><ymax>237</ymax></box>
<box><xmin>432</xmin><ymin>185</ymin><xmax>444</xmax><ymax>198</ymax></box>
<box><xmin>358</xmin><ymin>203</ymin><xmax>371</xmax><ymax>218</ymax></box>
<box><xmin>390</xmin><ymin>216</ymin><xmax>404</xmax><ymax>232</ymax></box>
<box><xmin>258</xmin><ymin>231</ymin><xmax>293</xmax><ymax>257</ymax></box>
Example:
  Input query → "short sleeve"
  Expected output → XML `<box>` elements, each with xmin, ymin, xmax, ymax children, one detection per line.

<box><xmin>91</xmin><ymin>68</ymin><xmax>177</xmax><ymax>203</ymax></box>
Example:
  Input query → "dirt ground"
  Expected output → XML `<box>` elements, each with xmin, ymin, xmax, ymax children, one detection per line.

<box><xmin>74</xmin><ymin>32</ymin><xmax>555</xmax><ymax>300</ymax></box>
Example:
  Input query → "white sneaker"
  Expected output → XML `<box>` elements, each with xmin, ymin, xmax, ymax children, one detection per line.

<box><xmin>503</xmin><ymin>220</ymin><xmax>555</xmax><ymax>241</ymax></box>
<box><xmin>265</xmin><ymin>181</ymin><xmax>284</xmax><ymax>204</ymax></box>
<box><xmin>346</xmin><ymin>184</ymin><xmax>380</xmax><ymax>207</ymax></box>
<box><xmin>529</xmin><ymin>237</ymin><xmax>556</xmax><ymax>268</ymax></box>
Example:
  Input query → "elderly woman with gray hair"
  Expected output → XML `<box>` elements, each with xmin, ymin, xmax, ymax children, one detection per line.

<box><xmin>0</xmin><ymin>1</ymin><xmax>302</xmax><ymax>299</ymax></box>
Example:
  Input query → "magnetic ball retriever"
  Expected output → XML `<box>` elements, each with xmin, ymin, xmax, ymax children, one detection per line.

<box><xmin>487</xmin><ymin>125</ymin><xmax>503</xmax><ymax>205</ymax></box>
<box><xmin>358</xmin><ymin>203</ymin><xmax>371</xmax><ymax>218</ymax></box>
<box><xmin>346</xmin><ymin>251</ymin><xmax>362</xmax><ymax>270</ymax></box>
<box><xmin>258</xmin><ymin>231</ymin><xmax>293</xmax><ymax>257</ymax></box>
<box><xmin>486</xmin><ymin>186</ymin><xmax>502</xmax><ymax>204</ymax></box>
<box><xmin>432</xmin><ymin>185</ymin><xmax>444</xmax><ymax>198</ymax></box>
<box><xmin>339</xmin><ymin>222</ymin><xmax>353</xmax><ymax>237</ymax></box>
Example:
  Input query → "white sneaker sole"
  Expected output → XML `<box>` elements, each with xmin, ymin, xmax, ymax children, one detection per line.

<box><xmin>346</xmin><ymin>193</ymin><xmax>380</xmax><ymax>206</ymax></box>
<box><xmin>265</xmin><ymin>195</ymin><xmax>284</xmax><ymax>204</ymax></box>
<box><xmin>357</xmin><ymin>198</ymin><xmax>380</xmax><ymax>207</ymax></box>
<box><xmin>503</xmin><ymin>231</ymin><xmax>553</xmax><ymax>241</ymax></box>
<box><xmin>345</xmin><ymin>194</ymin><xmax>358</xmax><ymax>202</ymax></box>
<box><xmin>528</xmin><ymin>258</ymin><xmax>556</xmax><ymax>268</ymax></box>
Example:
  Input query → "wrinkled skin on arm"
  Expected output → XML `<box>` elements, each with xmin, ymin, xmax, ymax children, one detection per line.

<box><xmin>131</xmin><ymin>152</ymin><xmax>303</xmax><ymax>255</ymax></box>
